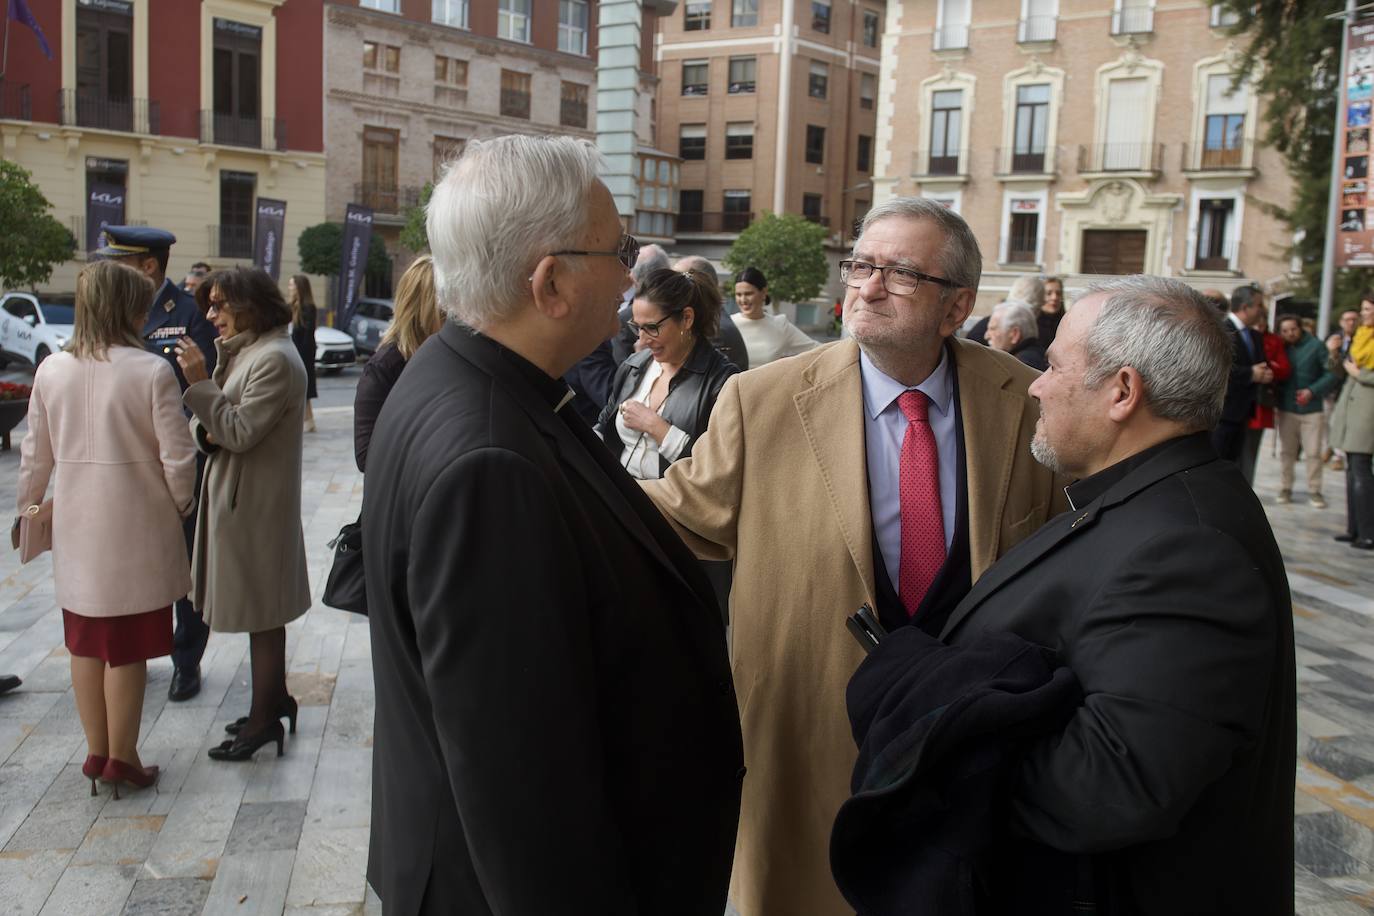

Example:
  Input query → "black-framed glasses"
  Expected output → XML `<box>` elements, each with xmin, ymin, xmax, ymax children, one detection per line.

<box><xmin>627</xmin><ymin>309</ymin><xmax>685</xmax><ymax>338</ymax></box>
<box><xmin>551</xmin><ymin>233</ymin><xmax>641</xmax><ymax>271</ymax></box>
<box><xmin>839</xmin><ymin>259</ymin><xmax>959</xmax><ymax>296</ymax></box>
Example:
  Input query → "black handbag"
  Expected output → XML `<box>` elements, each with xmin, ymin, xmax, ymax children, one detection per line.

<box><xmin>323</xmin><ymin>516</ymin><xmax>367</xmax><ymax>615</ymax></box>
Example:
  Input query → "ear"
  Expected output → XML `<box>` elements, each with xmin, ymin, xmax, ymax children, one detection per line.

<box><xmin>939</xmin><ymin>288</ymin><xmax>975</xmax><ymax>336</ymax></box>
<box><xmin>529</xmin><ymin>255</ymin><xmax>572</xmax><ymax>321</ymax></box>
<box><xmin>680</xmin><ymin>306</ymin><xmax>694</xmax><ymax>333</ymax></box>
<box><xmin>1106</xmin><ymin>365</ymin><xmax>1147</xmax><ymax>424</ymax></box>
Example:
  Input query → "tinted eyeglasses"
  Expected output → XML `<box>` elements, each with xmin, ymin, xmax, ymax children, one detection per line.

<box><xmin>839</xmin><ymin>259</ymin><xmax>959</xmax><ymax>296</ymax></box>
<box><xmin>550</xmin><ymin>233</ymin><xmax>641</xmax><ymax>271</ymax></box>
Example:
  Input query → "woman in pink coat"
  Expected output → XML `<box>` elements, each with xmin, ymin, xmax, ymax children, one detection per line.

<box><xmin>16</xmin><ymin>260</ymin><xmax>197</xmax><ymax>798</ymax></box>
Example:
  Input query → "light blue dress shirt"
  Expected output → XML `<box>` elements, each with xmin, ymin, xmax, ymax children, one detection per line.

<box><xmin>860</xmin><ymin>348</ymin><xmax>958</xmax><ymax>596</ymax></box>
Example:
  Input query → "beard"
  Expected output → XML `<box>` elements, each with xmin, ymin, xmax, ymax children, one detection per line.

<box><xmin>1029</xmin><ymin>425</ymin><xmax>1063</xmax><ymax>472</ymax></box>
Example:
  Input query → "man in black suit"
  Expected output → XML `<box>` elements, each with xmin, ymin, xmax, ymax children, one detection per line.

<box><xmin>935</xmin><ymin>276</ymin><xmax>1294</xmax><ymax>913</ymax></box>
<box><xmin>362</xmin><ymin>134</ymin><xmax>743</xmax><ymax>915</ymax></box>
<box><xmin>1212</xmin><ymin>283</ymin><xmax>1272</xmax><ymax>465</ymax></box>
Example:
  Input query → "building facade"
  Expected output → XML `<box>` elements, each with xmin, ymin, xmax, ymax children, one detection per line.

<box><xmin>873</xmin><ymin>0</ymin><xmax>1294</xmax><ymax>309</ymax></box>
<box><xmin>0</xmin><ymin>0</ymin><xmax>326</xmax><ymax>292</ymax></box>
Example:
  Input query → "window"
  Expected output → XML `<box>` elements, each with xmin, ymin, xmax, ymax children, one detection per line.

<box><xmin>74</xmin><ymin>1</ymin><xmax>133</xmax><ymax>131</ymax></box>
<box><xmin>812</xmin><ymin>0</ymin><xmax>831</xmax><ymax>33</ymax></box>
<box><xmin>561</xmin><ymin>81</ymin><xmax>589</xmax><ymax>128</ymax></box>
<box><xmin>433</xmin><ymin>136</ymin><xmax>463</xmax><ymax>181</ymax></box>
<box><xmin>860</xmin><ymin>73</ymin><xmax>876</xmax><ymax>110</ymax></box>
<box><xmin>935</xmin><ymin>0</ymin><xmax>970</xmax><ymax>50</ymax></box>
<box><xmin>1104</xmin><ymin>77</ymin><xmax>1149</xmax><ymax>169</ymax></box>
<box><xmin>726</xmin><ymin>122</ymin><xmax>754</xmax><ymax>160</ymax></box>
<box><xmin>863</xmin><ymin>9</ymin><xmax>880</xmax><ymax>47</ymax></box>
<box><xmin>559</xmin><ymin>0</ymin><xmax>589</xmax><ymax>55</ymax></box>
<box><xmin>1112</xmin><ymin>0</ymin><xmax>1153</xmax><ymax>35</ymax></box>
<box><xmin>802</xmin><ymin>193</ymin><xmax>823</xmax><ymax>223</ymax></box>
<box><xmin>364</xmin><ymin>42</ymin><xmax>400</xmax><ymax>73</ymax></box>
<box><xmin>857</xmin><ymin>134</ymin><xmax>872</xmax><ymax>172</ymax></box>
<box><xmin>1019</xmin><ymin>0</ymin><xmax>1057</xmax><ymax>42</ymax></box>
<box><xmin>680</xmin><ymin>123</ymin><xmax>707</xmax><ymax>160</ymax></box>
<box><xmin>733</xmin><ymin>0</ymin><xmax>759</xmax><ymax>27</ymax></box>
<box><xmin>1210</xmin><ymin>3</ymin><xmax>1240</xmax><ymax>27</ymax></box>
<box><xmin>929</xmin><ymin>89</ymin><xmax>962</xmax><ymax>174</ymax></box>
<box><xmin>219</xmin><ymin>170</ymin><xmax>256</xmax><ymax>258</ymax></box>
<box><xmin>806</xmin><ymin>125</ymin><xmax>825</xmax><ymax>164</ymax></box>
<box><xmin>1196</xmin><ymin>198</ymin><xmax>1235</xmax><ymax>270</ymax></box>
<box><xmin>499</xmin><ymin>0</ymin><xmax>531</xmax><ymax>43</ymax></box>
<box><xmin>500</xmin><ymin>70</ymin><xmax>532</xmax><ymax>118</ymax></box>
<box><xmin>361</xmin><ymin>0</ymin><xmax>400</xmax><ymax>11</ymax></box>
<box><xmin>723</xmin><ymin>190</ymin><xmax>752</xmax><ymax>231</ymax></box>
<box><xmin>433</xmin><ymin>0</ymin><xmax>469</xmax><ymax>28</ymax></box>
<box><xmin>1008</xmin><ymin>209</ymin><xmax>1038</xmax><ymax>263</ymax></box>
<box><xmin>1203</xmin><ymin>74</ymin><xmax>1247</xmax><ymax>167</ymax></box>
<box><xmin>685</xmin><ymin>0</ymin><xmax>711</xmax><ymax>30</ymax></box>
<box><xmin>212</xmin><ymin>19</ymin><xmax>262</xmax><ymax>147</ymax></box>
<box><xmin>729</xmin><ymin>57</ymin><xmax>756</xmax><ymax>93</ymax></box>
<box><xmin>809</xmin><ymin>61</ymin><xmax>829</xmax><ymax>100</ymax></box>
<box><xmin>679</xmin><ymin>189</ymin><xmax>705</xmax><ymax>232</ymax></box>
<box><xmin>1012</xmin><ymin>84</ymin><xmax>1050</xmax><ymax>172</ymax></box>
<box><xmin>361</xmin><ymin>127</ymin><xmax>399</xmax><ymax>211</ymax></box>
<box><xmin>682</xmin><ymin>59</ymin><xmax>709</xmax><ymax>96</ymax></box>
<box><xmin>435</xmin><ymin>55</ymin><xmax>468</xmax><ymax>104</ymax></box>
<box><xmin>1081</xmin><ymin>229</ymin><xmax>1147</xmax><ymax>274</ymax></box>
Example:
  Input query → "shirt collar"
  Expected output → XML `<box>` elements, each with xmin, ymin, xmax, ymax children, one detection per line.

<box><xmin>860</xmin><ymin>344</ymin><xmax>954</xmax><ymax>421</ymax></box>
<box><xmin>477</xmin><ymin>329</ymin><xmax>575</xmax><ymax>412</ymax></box>
<box><xmin>1226</xmin><ymin>312</ymin><xmax>1248</xmax><ymax>332</ymax></box>
<box><xmin>1063</xmin><ymin>435</ymin><xmax>1183</xmax><ymax>511</ymax></box>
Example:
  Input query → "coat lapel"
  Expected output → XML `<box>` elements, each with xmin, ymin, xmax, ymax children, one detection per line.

<box><xmin>793</xmin><ymin>340</ymin><xmax>878</xmax><ymax>609</ymax></box>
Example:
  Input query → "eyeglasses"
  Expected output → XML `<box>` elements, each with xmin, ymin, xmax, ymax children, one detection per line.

<box><xmin>550</xmin><ymin>233</ymin><xmax>641</xmax><ymax>271</ymax></box>
<box><xmin>627</xmin><ymin>309</ymin><xmax>684</xmax><ymax>338</ymax></box>
<box><xmin>839</xmin><ymin>259</ymin><xmax>959</xmax><ymax>296</ymax></box>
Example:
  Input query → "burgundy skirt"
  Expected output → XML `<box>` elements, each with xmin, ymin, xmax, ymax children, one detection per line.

<box><xmin>63</xmin><ymin>607</ymin><xmax>173</xmax><ymax>667</ymax></box>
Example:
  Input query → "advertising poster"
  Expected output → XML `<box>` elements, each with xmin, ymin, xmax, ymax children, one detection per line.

<box><xmin>253</xmin><ymin>198</ymin><xmax>287</xmax><ymax>281</ymax></box>
<box><xmin>86</xmin><ymin>183</ymin><xmax>126</xmax><ymax>254</ymax></box>
<box><xmin>1337</xmin><ymin>20</ymin><xmax>1374</xmax><ymax>266</ymax></box>
<box><xmin>335</xmin><ymin>204</ymin><xmax>374</xmax><ymax>329</ymax></box>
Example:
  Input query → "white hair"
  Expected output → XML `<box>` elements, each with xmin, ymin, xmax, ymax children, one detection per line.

<box><xmin>858</xmin><ymin>196</ymin><xmax>982</xmax><ymax>294</ymax></box>
<box><xmin>632</xmin><ymin>244</ymin><xmax>671</xmax><ymax>287</ymax></box>
<box><xmin>427</xmin><ymin>134</ymin><xmax>604</xmax><ymax>329</ymax></box>
<box><xmin>992</xmin><ymin>300</ymin><xmax>1037</xmax><ymax>341</ymax></box>
<box><xmin>1007</xmin><ymin>275</ymin><xmax>1046</xmax><ymax>309</ymax></box>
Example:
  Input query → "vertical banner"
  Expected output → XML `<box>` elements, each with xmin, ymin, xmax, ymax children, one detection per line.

<box><xmin>253</xmin><ymin>198</ymin><xmax>287</xmax><ymax>280</ymax></box>
<box><xmin>335</xmin><ymin>204</ymin><xmax>374</xmax><ymax>330</ymax></box>
<box><xmin>86</xmin><ymin>183</ymin><xmax>126</xmax><ymax>253</ymax></box>
<box><xmin>1337</xmin><ymin>20</ymin><xmax>1374</xmax><ymax>267</ymax></box>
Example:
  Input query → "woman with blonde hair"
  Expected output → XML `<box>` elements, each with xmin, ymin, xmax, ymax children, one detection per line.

<box><xmin>286</xmin><ymin>274</ymin><xmax>319</xmax><ymax>432</ymax></box>
<box><xmin>17</xmin><ymin>260</ymin><xmax>197</xmax><ymax>797</ymax></box>
<box><xmin>353</xmin><ymin>255</ymin><xmax>442</xmax><ymax>471</ymax></box>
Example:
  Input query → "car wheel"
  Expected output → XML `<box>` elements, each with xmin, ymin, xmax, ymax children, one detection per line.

<box><xmin>34</xmin><ymin>345</ymin><xmax>51</xmax><ymax>366</ymax></box>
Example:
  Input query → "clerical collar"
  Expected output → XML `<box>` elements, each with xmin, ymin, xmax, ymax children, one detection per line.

<box><xmin>467</xmin><ymin>327</ymin><xmax>575</xmax><ymax>412</ymax></box>
<box><xmin>1064</xmin><ymin>435</ymin><xmax>1187</xmax><ymax>511</ymax></box>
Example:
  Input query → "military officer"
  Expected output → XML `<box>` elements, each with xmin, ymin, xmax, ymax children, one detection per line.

<box><xmin>94</xmin><ymin>226</ymin><xmax>219</xmax><ymax>701</ymax></box>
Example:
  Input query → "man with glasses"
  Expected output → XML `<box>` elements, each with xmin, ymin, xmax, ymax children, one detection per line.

<box><xmin>642</xmin><ymin>197</ymin><xmax>1064</xmax><ymax>916</ymax></box>
<box><xmin>361</xmin><ymin>135</ymin><xmax>742</xmax><ymax>915</ymax></box>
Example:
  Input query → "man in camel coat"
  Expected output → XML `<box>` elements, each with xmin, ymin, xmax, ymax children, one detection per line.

<box><xmin>643</xmin><ymin>197</ymin><xmax>1067</xmax><ymax>916</ymax></box>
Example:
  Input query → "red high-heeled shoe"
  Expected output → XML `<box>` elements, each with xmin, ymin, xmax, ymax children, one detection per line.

<box><xmin>100</xmin><ymin>757</ymin><xmax>159</xmax><ymax>800</ymax></box>
<box><xmin>82</xmin><ymin>755</ymin><xmax>107</xmax><ymax>797</ymax></box>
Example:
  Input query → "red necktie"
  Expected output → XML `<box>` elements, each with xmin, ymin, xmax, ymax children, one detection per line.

<box><xmin>898</xmin><ymin>390</ymin><xmax>945</xmax><ymax>617</ymax></box>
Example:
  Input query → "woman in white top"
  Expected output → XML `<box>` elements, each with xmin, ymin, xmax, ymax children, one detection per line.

<box><xmin>730</xmin><ymin>267</ymin><xmax>819</xmax><ymax>366</ymax></box>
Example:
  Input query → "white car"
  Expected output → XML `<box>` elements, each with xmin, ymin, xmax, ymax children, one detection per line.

<box><xmin>0</xmin><ymin>292</ymin><xmax>75</xmax><ymax>368</ymax></box>
<box><xmin>315</xmin><ymin>326</ymin><xmax>357</xmax><ymax>374</ymax></box>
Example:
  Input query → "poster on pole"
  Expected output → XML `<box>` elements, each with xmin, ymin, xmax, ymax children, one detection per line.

<box><xmin>335</xmin><ymin>204</ymin><xmax>374</xmax><ymax>330</ymax></box>
<box><xmin>1337</xmin><ymin>19</ymin><xmax>1374</xmax><ymax>266</ymax></box>
<box><xmin>86</xmin><ymin>183</ymin><xmax>126</xmax><ymax>254</ymax></box>
<box><xmin>253</xmin><ymin>198</ymin><xmax>287</xmax><ymax>280</ymax></box>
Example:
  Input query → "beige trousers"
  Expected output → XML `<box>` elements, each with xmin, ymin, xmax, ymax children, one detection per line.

<box><xmin>1276</xmin><ymin>409</ymin><xmax>1325</xmax><ymax>496</ymax></box>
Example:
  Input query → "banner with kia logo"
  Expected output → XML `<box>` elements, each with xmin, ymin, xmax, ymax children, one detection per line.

<box><xmin>86</xmin><ymin>184</ymin><xmax>126</xmax><ymax>254</ymax></box>
<box><xmin>253</xmin><ymin>198</ymin><xmax>287</xmax><ymax>280</ymax></box>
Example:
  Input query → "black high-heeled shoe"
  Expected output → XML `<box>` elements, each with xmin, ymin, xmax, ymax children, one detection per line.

<box><xmin>208</xmin><ymin>719</ymin><xmax>285</xmax><ymax>761</ymax></box>
<box><xmin>225</xmin><ymin>695</ymin><xmax>298</xmax><ymax>737</ymax></box>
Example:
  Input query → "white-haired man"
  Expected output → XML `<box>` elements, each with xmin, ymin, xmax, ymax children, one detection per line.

<box><xmin>876</xmin><ymin>277</ymin><xmax>1292</xmax><ymax>913</ymax></box>
<box><xmin>362</xmin><ymin>135</ymin><xmax>743</xmax><ymax>914</ymax></box>
<box><xmin>986</xmin><ymin>299</ymin><xmax>1048</xmax><ymax>371</ymax></box>
<box><xmin>643</xmin><ymin>197</ymin><xmax>1065</xmax><ymax>915</ymax></box>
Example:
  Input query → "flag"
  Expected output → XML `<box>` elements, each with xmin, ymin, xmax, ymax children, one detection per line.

<box><xmin>8</xmin><ymin>0</ymin><xmax>54</xmax><ymax>61</ymax></box>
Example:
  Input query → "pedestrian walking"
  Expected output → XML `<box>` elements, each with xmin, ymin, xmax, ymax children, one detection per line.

<box><xmin>1275</xmin><ymin>315</ymin><xmax>1338</xmax><ymax>507</ymax></box>
<box><xmin>16</xmin><ymin>260</ymin><xmax>198</xmax><ymax>798</ymax></box>
<box><xmin>287</xmin><ymin>274</ymin><xmax>319</xmax><ymax>433</ymax></box>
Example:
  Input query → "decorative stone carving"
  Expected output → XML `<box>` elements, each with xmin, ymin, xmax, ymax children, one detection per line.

<box><xmin>1101</xmin><ymin>181</ymin><xmax>1132</xmax><ymax>223</ymax></box>
<box><xmin>1028</xmin><ymin>55</ymin><xmax>1044</xmax><ymax>77</ymax></box>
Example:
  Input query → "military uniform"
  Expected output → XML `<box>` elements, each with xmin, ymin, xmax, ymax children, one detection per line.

<box><xmin>94</xmin><ymin>227</ymin><xmax>219</xmax><ymax>699</ymax></box>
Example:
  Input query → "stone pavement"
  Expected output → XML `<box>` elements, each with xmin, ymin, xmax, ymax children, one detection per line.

<box><xmin>2</xmin><ymin>364</ymin><xmax>1374</xmax><ymax>913</ymax></box>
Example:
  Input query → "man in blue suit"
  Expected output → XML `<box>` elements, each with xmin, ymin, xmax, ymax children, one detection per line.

<box><xmin>94</xmin><ymin>227</ymin><xmax>219</xmax><ymax>701</ymax></box>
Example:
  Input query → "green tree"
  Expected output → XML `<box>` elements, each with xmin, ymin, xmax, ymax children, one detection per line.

<box><xmin>0</xmin><ymin>160</ymin><xmax>76</xmax><ymax>290</ymax></box>
<box><xmin>399</xmin><ymin>183</ymin><xmax>433</xmax><ymax>253</ymax></box>
<box><xmin>1222</xmin><ymin>0</ymin><xmax>1372</xmax><ymax>320</ymax></box>
<box><xmin>296</xmin><ymin>221</ymin><xmax>391</xmax><ymax>279</ymax></box>
<box><xmin>722</xmin><ymin>213</ymin><xmax>829</xmax><ymax>305</ymax></box>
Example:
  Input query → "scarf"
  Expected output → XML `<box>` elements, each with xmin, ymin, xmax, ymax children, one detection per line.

<box><xmin>1353</xmin><ymin>326</ymin><xmax>1374</xmax><ymax>370</ymax></box>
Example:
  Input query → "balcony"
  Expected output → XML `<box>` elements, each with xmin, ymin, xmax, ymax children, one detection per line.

<box><xmin>996</xmin><ymin>147</ymin><xmax>1055</xmax><ymax>175</ymax></box>
<box><xmin>933</xmin><ymin>24</ymin><xmax>969</xmax><ymax>51</ymax></box>
<box><xmin>1077</xmin><ymin>142</ymin><xmax>1163</xmax><ymax>174</ymax></box>
<box><xmin>677</xmin><ymin>211</ymin><xmax>755</xmax><ymax>234</ymax></box>
<box><xmin>500</xmin><ymin>89</ymin><xmax>531</xmax><ymax>119</ymax></box>
<box><xmin>0</xmin><ymin>81</ymin><xmax>31</xmax><ymax>120</ymax></box>
<box><xmin>560</xmin><ymin>98</ymin><xmax>588</xmax><ymax>129</ymax></box>
<box><xmin>60</xmin><ymin>90</ymin><xmax>160</xmax><ymax>135</ymax></box>
<box><xmin>354</xmin><ymin>183</ymin><xmax>422</xmax><ymax>214</ymax></box>
<box><xmin>912</xmin><ymin>149</ymin><xmax>966</xmax><ymax>178</ymax></box>
<box><xmin>207</xmin><ymin>224</ymin><xmax>254</xmax><ymax>260</ymax></box>
<box><xmin>200</xmin><ymin>111</ymin><xmax>286</xmax><ymax>151</ymax></box>
<box><xmin>803</xmin><ymin>214</ymin><xmax>830</xmax><ymax>228</ymax></box>
<box><xmin>1018</xmin><ymin>15</ymin><xmax>1057</xmax><ymax>42</ymax></box>
<box><xmin>1181</xmin><ymin>139</ymin><xmax>1254</xmax><ymax>172</ymax></box>
<box><xmin>1193</xmin><ymin>237</ymin><xmax>1240</xmax><ymax>273</ymax></box>
<box><xmin>1111</xmin><ymin>6</ymin><xmax>1154</xmax><ymax>35</ymax></box>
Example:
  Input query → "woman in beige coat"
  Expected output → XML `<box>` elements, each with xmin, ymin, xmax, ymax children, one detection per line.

<box><xmin>175</xmin><ymin>266</ymin><xmax>310</xmax><ymax>762</ymax></box>
<box><xmin>17</xmin><ymin>260</ymin><xmax>197</xmax><ymax>798</ymax></box>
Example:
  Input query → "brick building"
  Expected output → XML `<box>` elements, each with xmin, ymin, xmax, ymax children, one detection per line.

<box><xmin>872</xmin><ymin>0</ymin><xmax>1295</xmax><ymax>310</ymax></box>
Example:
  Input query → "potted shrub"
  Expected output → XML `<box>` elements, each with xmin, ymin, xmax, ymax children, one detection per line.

<box><xmin>0</xmin><ymin>381</ymin><xmax>32</xmax><ymax>451</ymax></box>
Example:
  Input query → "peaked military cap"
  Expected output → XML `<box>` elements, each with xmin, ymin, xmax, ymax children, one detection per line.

<box><xmin>92</xmin><ymin>226</ymin><xmax>177</xmax><ymax>258</ymax></box>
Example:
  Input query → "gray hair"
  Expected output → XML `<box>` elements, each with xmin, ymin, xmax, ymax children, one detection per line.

<box><xmin>426</xmin><ymin>134</ymin><xmax>604</xmax><ymax>329</ymax></box>
<box><xmin>1080</xmin><ymin>275</ymin><xmax>1231</xmax><ymax>431</ymax></box>
<box><xmin>858</xmin><ymin>197</ymin><xmax>982</xmax><ymax>294</ymax></box>
<box><xmin>632</xmin><ymin>244</ymin><xmax>671</xmax><ymax>288</ymax></box>
<box><xmin>992</xmin><ymin>300</ymin><xmax>1037</xmax><ymax>341</ymax></box>
<box><xmin>673</xmin><ymin>255</ymin><xmax>720</xmax><ymax>290</ymax></box>
<box><xmin>1008</xmin><ymin>275</ymin><xmax>1046</xmax><ymax>309</ymax></box>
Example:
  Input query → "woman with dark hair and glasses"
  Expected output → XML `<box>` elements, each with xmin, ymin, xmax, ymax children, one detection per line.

<box><xmin>731</xmin><ymin>266</ymin><xmax>819</xmax><ymax>367</ymax></box>
<box><xmin>598</xmin><ymin>267</ymin><xmax>739</xmax><ymax>478</ymax></box>
<box><xmin>174</xmin><ymin>266</ymin><xmax>310</xmax><ymax>761</ymax></box>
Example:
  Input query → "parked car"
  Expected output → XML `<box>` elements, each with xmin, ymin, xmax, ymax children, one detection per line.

<box><xmin>315</xmin><ymin>326</ymin><xmax>357</xmax><ymax>374</ymax></box>
<box><xmin>0</xmin><ymin>292</ymin><xmax>76</xmax><ymax>368</ymax></box>
<box><xmin>349</xmin><ymin>297</ymin><xmax>394</xmax><ymax>356</ymax></box>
